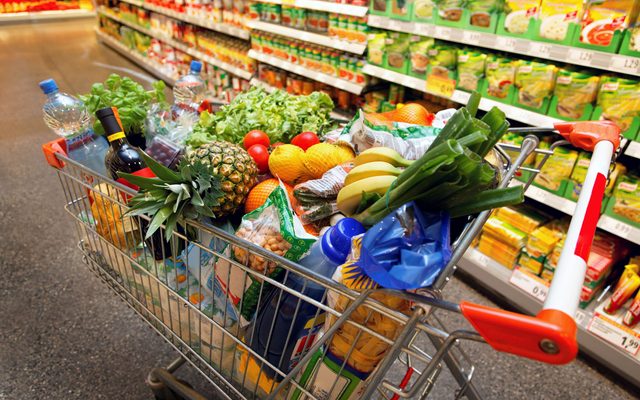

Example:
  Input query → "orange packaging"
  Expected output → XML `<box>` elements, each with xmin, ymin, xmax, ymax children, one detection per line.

<box><xmin>604</xmin><ymin>270</ymin><xmax>640</xmax><ymax>314</ymax></box>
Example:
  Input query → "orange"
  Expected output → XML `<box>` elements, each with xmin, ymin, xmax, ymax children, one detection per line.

<box><xmin>244</xmin><ymin>179</ymin><xmax>295</xmax><ymax>213</ymax></box>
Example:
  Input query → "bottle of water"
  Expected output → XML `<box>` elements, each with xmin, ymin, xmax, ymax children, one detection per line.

<box><xmin>40</xmin><ymin>79</ymin><xmax>109</xmax><ymax>176</ymax></box>
<box><xmin>172</xmin><ymin>60</ymin><xmax>206</xmax><ymax>112</ymax></box>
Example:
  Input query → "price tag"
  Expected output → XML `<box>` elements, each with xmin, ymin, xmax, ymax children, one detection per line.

<box><xmin>434</xmin><ymin>26</ymin><xmax>453</xmax><ymax>39</ymax></box>
<box><xmin>530</xmin><ymin>42</ymin><xmax>552</xmax><ymax>57</ymax></box>
<box><xmin>509</xmin><ymin>267</ymin><xmax>549</xmax><ymax>302</ymax></box>
<box><xmin>610</xmin><ymin>56</ymin><xmax>640</xmax><ymax>74</ymax></box>
<box><xmin>282</xmin><ymin>0</ymin><xmax>296</xmax><ymax>5</ymax></box>
<box><xmin>575</xmin><ymin>311</ymin><xmax>586</xmax><ymax>326</ymax></box>
<box><xmin>470</xmin><ymin>250</ymin><xmax>490</xmax><ymax>267</ymax></box>
<box><xmin>496</xmin><ymin>36</ymin><xmax>517</xmax><ymax>50</ymax></box>
<box><xmin>462</xmin><ymin>30</ymin><xmax>482</xmax><ymax>44</ymax></box>
<box><xmin>426</xmin><ymin>74</ymin><xmax>456</xmax><ymax>98</ymax></box>
<box><xmin>567</xmin><ymin>48</ymin><xmax>593</xmax><ymax>65</ymax></box>
<box><xmin>588</xmin><ymin>314</ymin><xmax>640</xmax><ymax>356</ymax></box>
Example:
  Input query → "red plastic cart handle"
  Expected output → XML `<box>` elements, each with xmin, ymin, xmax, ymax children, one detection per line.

<box><xmin>42</xmin><ymin>137</ymin><xmax>68</xmax><ymax>169</ymax></box>
<box><xmin>461</xmin><ymin>121</ymin><xmax>621</xmax><ymax>365</ymax></box>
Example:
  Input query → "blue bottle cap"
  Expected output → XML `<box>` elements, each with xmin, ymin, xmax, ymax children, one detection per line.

<box><xmin>39</xmin><ymin>79</ymin><xmax>58</xmax><ymax>95</ymax></box>
<box><xmin>321</xmin><ymin>218</ymin><xmax>365</xmax><ymax>265</ymax></box>
<box><xmin>190</xmin><ymin>60</ymin><xmax>202</xmax><ymax>74</ymax></box>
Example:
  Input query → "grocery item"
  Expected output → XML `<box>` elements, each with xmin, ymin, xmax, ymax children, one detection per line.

<box><xmin>579</xmin><ymin>0</ymin><xmax>640</xmax><ymax>46</ymax></box>
<box><xmin>172</xmin><ymin>60</ymin><xmax>207</xmax><ymax>112</ymax></box>
<box><xmin>436</xmin><ymin>0</ymin><xmax>465</xmax><ymax>21</ymax></box>
<box><xmin>611</xmin><ymin>172</ymin><xmax>640</xmax><ymax>224</ymax></box>
<box><xmin>96</xmin><ymin>107</ymin><xmax>147</xmax><ymax>181</ymax></box>
<box><xmin>385</xmin><ymin>32</ymin><xmax>410</xmax><ymax>71</ymax></box>
<box><xmin>367</xmin><ymin>103</ymin><xmax>435</xmax><ymax>125</ymax></box>
<box><xmin>428</xmin><ymin>44</ymin><xmax>457</xmax><ymax>78</ymax></box>
<box><xmin>514</xmin><ymin>61</ymin><xmax>556</xmax><ymax>109</ymax></box>
<box><xmin>623</xmin><ymin>288</ymin><xmax>640</xmax><ymax>326</ymax></box>
<box><xmin>367</xmin><ymin>31</ymin><xmax>387</xmax><ymax>66</ymax></box>
<box><xmin>90</xmin><ymin>182</ymin><xmax>142</xmax><ymax>250</ymax></box>
<box><xmin>485</xmin><ymin>56</ymin><xmax>517</xmax><ymax>99</ymax></box>
<box><xmin>603</xmin><ymin>270</ymin><xmax>640</xmax><ymax>314</ymax></box>
<box><xmin>628</xmin><ymin>12</ymin><xmax>640</xmax><ymax>50</ymax></box>
<box><xmin>553</xmin><ymin>69</ymin><xmax>600</xmax><ymax>119</ymax></box>
<box><xmin>390</xmin><ymin>0</ymin><xmax>414</xmax><ymax>19</ymax></box>
<box><xmin>414</xmin><ymin>0</ymin><xmax>437</xmax><ymax>19</ymax></box>
<box><xmin>468</xmin><ymin>0</ymin><xmax>505</xmax><ymax>27</ymax></box>
<box><xmin>291</xmin><ymin>131</ymin><xmax>320</xmax><ymax>151</ymax></box>
<box><xmin>596</xmin><ymin>76</ymin><xmax>640</xmax><ymax>132</ymax></box>
<box><xmin>457</xmin><ymin>50</ymin><xmax>487</xmax><ymax>92</ymax></box>
<box><xmin>39</xmin><ymin>78</ymin><xmax>108</xmax><ymax>176</ymax></box>
<box><xmin>243</xmin><ymin>130</ymin><xmax>270</xmax><ymax>149</ymax></box>
<box><xmin>533</xmin><ymin>144</ymin><xmax>578</xmax><ymax>192</ymax></box>
<box><xmin>504</xmin><ymin>0</ymin><xmax>541</xmax><ymax>34</ymax></box>
<box><xmin>409</xmin><ymin>35</ymin><xmax>434</xmax><ymax>76</ymax></box>
<box><xmin>538</xmin><ymin>0</ymin><xmax>584</xmax><ymax>41</ymax></box>
<box><xmin>567</xmin><ymin>152</ymin><xmax>626</xmax><ymax>201</ymax></box>
<box><xmin>245</xmin><ymin>178</ymin><xmax>295</xmax><ymax>213</ymax></box>
<box><xmin>268</xmin><ymin>142</ymin><xmax>353</xmax><ymax>184</ymax></box>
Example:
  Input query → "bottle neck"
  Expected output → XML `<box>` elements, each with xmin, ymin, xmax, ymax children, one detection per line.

<box><xmin>106</xmin><ymin>131</ymin><xmax>129</xmax><ymax>148</ymax></box>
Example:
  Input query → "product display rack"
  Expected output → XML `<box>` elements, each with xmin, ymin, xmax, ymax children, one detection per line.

<box><xmin>246</xmin><ymin>19</ymin><xmax>366</xmax><ymax>54</ymax></box>
<box><xmin>458</xmin><ymin>247</ymin><xmax>640</xmax><ymax>388</ymax></box>
<box><xmin>362</xmin><ymin>63</ymin><xmax>563</xmax><ymax>127</ymax></box>
<box><xmin>0</xmin><ymin>8</ymin><xmax>95</xmax><ymax>23</ymax></box>
<box><xmin>248</xmin><ymin>49</ymin><xmax>365</xmax><ymax>94</ymax></box>
<box><xmin>95</xmin><ymin>28</ymin><xmax>177</xmax><ymax>85</ymax></box>
<box><xmin>98</xmin><ymin>8</ymin><xmax>253</xmax><ymax>79</ymax></box>
<box><xmin>252</xmin><ymin>0</ymin><xmax>368</xmax><ymax>17</ymax></box>
<box><xmin>627</xmin><ymin>141</ymin><xmax>640</xmax><ymax>159</ymax></box>
<box><xmin>368</xmin><ymin>15</ymin><xmax>640</xmax><ymax>77</ymax></box>
<box><xmin>118</xmin><ymin>0</ymin><xmax>250</xmax><ymax>40</ymax></box>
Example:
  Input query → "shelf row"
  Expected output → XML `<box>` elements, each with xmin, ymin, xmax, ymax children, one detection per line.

<box><xmin>458</xmin><ymin>247</ymin><xmax>640</xmax><ymax>388</ymax></box>
<box><xmin>95</xmin><ymin>28</ymin><xmax>177</xmax><ymax>85</ymax></box>
<box><xmin>0</xmin><ymin>8</ymin><xmax>95</xmax><ymax>23</ymax></box>
<box><xmin>98</xmin><ymin>9</ymin><xmax>254</xmax><ymax>80</ymax></box>
<box><xmin>509</xmin><ymin>180</ymin><xmax>640</xmax><ymax>245</ymax></box>
<box><xmin>252</xmin><ymin>0</ymin><xmax>367</xmax><ymax>17</ymax></box>
<box><xmin>248</xmin><ymin>49</ymin><xmax>364</xmax><ymax>94</ymax></box>
<box><xmin>368</xmin><ymin>15</ymin><xmax>640</xmax><ymax>78</ymax></box>
<box><xmin>246</xmin><ymin>19</ymin><xmax>366</xmax><ymax>54</ymax></box>
<box><xmin>118</xmin><ymin>0</ymin><xmax>250</xmax><ymax>40</ymax></box>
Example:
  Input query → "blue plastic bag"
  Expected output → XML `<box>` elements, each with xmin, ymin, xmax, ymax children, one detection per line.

<box><xmin>355</xmin><ymin>202</ymin><xmax>451</xmax><ymax>290</ymax></box>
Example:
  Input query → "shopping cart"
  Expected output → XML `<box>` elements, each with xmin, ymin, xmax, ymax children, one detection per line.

<box><xmin>42</xmin><ymin>120</ymin><xmax>621</xmax><ymax>400</ymax></box>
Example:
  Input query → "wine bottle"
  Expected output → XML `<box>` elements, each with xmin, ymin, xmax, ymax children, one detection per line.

<box><xmin>96</xmin><ymin>107</ymin><xmax>146</xmax><ymax>180</ymax></box>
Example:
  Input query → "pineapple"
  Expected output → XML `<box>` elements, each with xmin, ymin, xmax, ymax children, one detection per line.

<box><xmin>186</xmin><ymin>141</ymin><xmax>259</xmax><ymax>217</ymax></box>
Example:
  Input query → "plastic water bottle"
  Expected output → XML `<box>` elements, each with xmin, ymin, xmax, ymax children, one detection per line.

<box><xmin>249</xmin><ymin>218</ymin><xmax>365</xmax><ymax>379</ymax></box>
<box><xmin>40</xmin><ymin>79</ymin><xmax>108</xmax><ymax>176</ymax></box>
<box><xmin>172</xmin><ymin>60</ymin><xmax>206</xmax><ymax>111</ymax></box>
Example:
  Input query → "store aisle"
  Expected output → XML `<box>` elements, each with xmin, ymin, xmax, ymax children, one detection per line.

<box><xmin>0</xmin><ymin>20</ymin><xmax>636</xmax><ymax>400</ymax></box>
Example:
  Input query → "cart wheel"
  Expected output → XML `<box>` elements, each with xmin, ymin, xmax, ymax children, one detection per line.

<box><xmin>152</xmin><ymin>379</ymin><xmax>195</xmax><ymax>400</ymax></box>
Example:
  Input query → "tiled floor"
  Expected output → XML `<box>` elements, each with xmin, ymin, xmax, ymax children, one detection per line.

<box><xmin>0</xmin><ymin>18</ymin><xmax>637</xmax><ymax>400</ymax></box>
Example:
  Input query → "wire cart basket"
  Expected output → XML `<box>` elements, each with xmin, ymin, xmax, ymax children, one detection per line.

<box><xmin>42</xmin><ymin>120</ymin><xmax>622</xmax><ymax>400</ymax></box>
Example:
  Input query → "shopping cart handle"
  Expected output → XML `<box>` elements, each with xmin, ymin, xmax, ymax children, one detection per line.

<box><xmin>553</xmin><ymin>121</ymin><xmax>620</xmax><ymax>152</ymax></box>
<box><xmin>460</xmin><ymin>302</ymin><xmax>578</xmax><ymax>364</ymax></box>
<box><xmin>42</xmin><ymin>137</ymin><xmax>67</xmax><ymax>169</ymax></box>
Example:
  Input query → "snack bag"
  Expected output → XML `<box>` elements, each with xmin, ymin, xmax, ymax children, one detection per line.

<box><xmin>553</xmin><ymin>69</ymin><xmax>600</xmax><ymax>119</ymax></box>
<box><xmin>457</xmin><ymin>50</ymin><xmax>487</xmax><ymax>92</ymax></box>
<box><xmin>294</xmin><ymin>164</ymin><xmax>352</xmax><ymax>224</ymax></box>
<box><xmin>214</xmin><ymin>183</ymin><xmax>317</xmax><ymax>325</ymax></box>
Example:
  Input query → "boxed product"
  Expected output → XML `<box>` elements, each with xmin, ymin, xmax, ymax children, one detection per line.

<box><xmin>579</xmin><ymin>0</ymin><xmax>640</xmax><ymax>47</ymax></box>
<box><xmin>526</xmin><ymin>225</ymin><xmax>563</xmax><ymax>256</ymax></box>
<box><xmin>533</xmin><ymin>143</ymin><xmax>578</xmax><ymax>194</ymax></box>
<box><xmin>595</xmin><ymin>76</ymin><xmax>640</xmax><ymax>135</ymax></box>
<box><xmin>484</xmin><ymin>55</ymin><xmax>518</xmax><ymax>101</ymax></box>
<box><xmin>457</xmin><ymin>50</ymin><xmax>487</xmax><ymax>91</ymax></box>
<box><xmin>502</xmin><ymin>0</ymin><xmax>541</xmax><ymax>34</ymax></box>
<box><xmin>514</xmin><ymin>61</ymin><xmax>557</xmax><ymax>112</ymax></box>
<box><xmin>494</xmin><ymin>205</ymin><xmax>551</xmax><ymax>234</ymax></box>
<box><xmin>606</xmin><ymin>172</ymin><xmax>640</xmax><ymax>227</ymax></box>
<box><xmin>551</xmin><ymin>69</ymin><xmax>600</xmax><ymax>120</ymax></box>
<box><xmin>482</xmin><ymin>216</ymin><xmax>529</xmax><ymax>248</ymax></box>
<box><xmin>518</xmin><ymin>249</ymin><xmax>546</xmax><ymax>275</ymax></box>
<box><xmin>537</xmin><ymin>0</ymin><xmax>584</xmax><ymax>42</ymax></box>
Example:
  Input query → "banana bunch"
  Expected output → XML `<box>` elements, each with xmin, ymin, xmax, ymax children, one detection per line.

<box><xmin>337</xmin><ymin>147</ymin><xmax>412</xmax><ymax>216</ymax></box>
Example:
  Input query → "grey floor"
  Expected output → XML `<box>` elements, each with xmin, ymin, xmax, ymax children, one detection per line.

<box><xmin>0</xmin><ymin>18</ymin><xmax>637</xmax><ymax>400</ymax></box>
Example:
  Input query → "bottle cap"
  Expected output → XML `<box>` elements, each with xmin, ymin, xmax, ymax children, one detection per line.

<box><xmin>190</xmin><ymin>60</ymin><xmax>203</xmax><ymax>74</ymax></box>
<box><xmin>321</xmin><ymin>218</ymin><xmax>365</xmax><ymax>265</ymax></box>
<box><xmin>39</xmin><ymin>79</ymin><xmax>58</xmax><ymax>95</ymax></box>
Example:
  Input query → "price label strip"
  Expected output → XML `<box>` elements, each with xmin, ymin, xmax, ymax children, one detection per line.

<box><xmin>588</xmin><ymin>313</ymin><xmax>640</xmax><ymax>356</ymax></box>
<box><xmin>509</xmin><ymin>267</ymin><xmax>549</xmax><ymax>302</ymax></box>
<box><xmin>426</xmin><ymin>75</ymin><xmax>456</xmax><ymax>98</ymax></box>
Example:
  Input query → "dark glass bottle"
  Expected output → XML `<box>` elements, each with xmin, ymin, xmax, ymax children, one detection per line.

<box><xmin>96</xmin><ymin>107</ymin><xmax>146</xmax><ymax>180</ymax></box>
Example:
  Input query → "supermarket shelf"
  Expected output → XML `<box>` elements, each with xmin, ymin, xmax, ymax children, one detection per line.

<box><xmin>95</xmin><ymin>29</ymin><xmax>176</xmax><ymax>85</ymax></box>
<box><xmin>362</xmin><ymin>63</ymin><xmax>562</xmax><ymax>127</ymax></box>
<box><xmin>118</xmin><ymin>0</ymin><xmax>250</xmax><ymax>40</ymax></box>
<box><xmin>253</xmin><ymin>0</ymin><xmax>368</xmax><ymax>17</ymax></box>
<box><xmin>248</xmin><ymin>50</ymin><xmax>365</xmax><ymax>94</ymax></box>
<box><xmin>99</xmin><ymin>9</ymin><xmax>253</xmax><ymax>79</ymax></box>
<box><xmin>368</xmin><ymin>15</ymin><xmax>640</xmax><ymax>78</ymax></box>
<box><xmin>0</xmin><ymin>8</ymin><xmax>95</xmax><ymax>23</ymax></box>
<box><xmin>597</xmin><ymin>215</ymin><xmax>640</xmax><ymax>246</ymax></box>
<box><xmin>250</xmin><ymin>78</ymin><xmax>355</xmax><ymax>121</ymax></box>
<box><xmin>246</xmin><ymin>20</ymin><xmax>366</xmax><ymax>54</ymax></box>
<box><xmin>458</xmin><ymin>247</ymin><xmax>640</xmax><ymax>388</ymax></box>
<box><xmin>625</xmin><ymin>140</ymin><xmax>640</xmax><ymax>159</ymax></box>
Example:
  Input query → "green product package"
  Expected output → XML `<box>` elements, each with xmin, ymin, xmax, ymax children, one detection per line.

<box><xmin>468</xmin><ymin>0</ymin><xmax>506</xmax><ymax>27</ymax></box>
<box><xmin>457</xmin><ymin>50</ymin><xmax>487</xmax><ymax>91</ymax></box>
<box><xmin>435</xmin><ymin>0</ymin><xmax>464</xmax><ymax>22</ymax></box>
<box><xmin>409</xmin><ymin>35</ymin><xmax>434</xmax><ymax>76</ymax></box>
<box><xmin>553</xmin><ymin>69</ymin><xmax>599</xmax><ymax>119</ymax></box>
<box><xmin>514</xmin><ymin>61</ymin><xmax>557</xmax><ymax>109</ymax></box>
<box><xmin>215</xmin><ymin>184</ymin><xmax>317</xmax><ymax>324</ymax></box>
<box><xmin>485</xmin><ymin>55</ymin><xmax>517</xmax><ymax>99</ymax></box>
<box><xmin>367</xmin><ymin>32</ymin><xmax>387</xmax><ymax>66</ymax></box>
<box><xmin>414</xmin><ymin>0</ymin><xmax>436</xmax><ymax>19</ymax></box>
<box><xmin>427</xmin><ymin>44</ymin><xmax>457</xmax><ymax>78</ymax></box>
<box><xmin>385</xmin><ymin>32</ymin><xmax>411</xmax><ymax>72</ymax></box>
<box><xmin>533</xmin><ymin>145</ymin><xmax>578</xmax><ymax>192</ymax></box>
<box><xmin>390</xmin><ymin>0</ymin><xmax>414</xmax><ymax>19</ymax></box>
<box><xmin>596</xmin><ymin>76</ymin><xmax>640</xmax><ymax>132</ymax></box>
<box><xmin>610</xmin><ymin>173</ymin><xmax>640</xmax><ymax>225</ymax></box>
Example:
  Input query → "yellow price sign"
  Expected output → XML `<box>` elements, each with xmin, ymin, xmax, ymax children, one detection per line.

<box><xmin>425</xmin><ymin>74</ymin><xmax>456</xmax><ymax>98</ymax></box>
<box><xmin>282</xmin><ymin>0</ymin><xmax>296</xmax><ymax>4</ymax></box>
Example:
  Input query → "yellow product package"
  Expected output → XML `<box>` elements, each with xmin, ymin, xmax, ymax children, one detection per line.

<box><xmin>611</xmin><ymin>173</ymin><xmax>640</xmax><ymax>224</ymax></box>
<box><xmin>494</xmin><ymin>205</ymin><xmax>551</xmax><ymax>234</ymax></box>
<box><xmin>538</xmin><ymin>0</ymin><xmax>584</xmax><ymax>40</ymax></box>
<box><xmin>553</xmin><ymin>69</ymin><xmax>600</xmax><ymax>119</ymax></box>
<box><xmin>526</xmin><ymin>226</ymin><xmax>562</xmax><ymax>257</ymax></box>
<box><xmin>596</xmin><ymin>76</ymin><xmax>640</xmax><ymax>132</ymax></box>
<box><xmin>514</xmin><ymin>61</ymin><xmax>557</xmax><ymax>109</ymax></box>
<box><xmin>579</xmin><ymin>0</ymin><xmax>640</xmax><ymax>46</ymax></box>
<box><xmin>504</xmin><ymin>0</ymin><xmax>541</xmax><ymax>33</ymax></box>
<box><xmin>482</xmin><ymin>216</ymin><xmax>528</xmax><ymax>248</ymax></box>
<box><xmin>485</xmin><ymin>55</ymin><xmax>518</xmax><ymax>98</ymax></box>
<box><xmin>534</xmin><ymin>145</ymin><xmax>578</xmax><ymax>191</ymax></box>
<box><xmin>89</xmin><ymin>183</ymin><xmax>141</xmax><ymax>250</ymax></box>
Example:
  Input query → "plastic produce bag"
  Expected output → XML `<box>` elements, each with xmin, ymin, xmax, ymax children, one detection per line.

<box><xmin>294</xmin><ymin>164</ymin><xmax>352</xmax><ymax>223</ymax></box>
<box><xmin>144</xmin><ymin>103</ymin><xmax>198</xmax><ymax>167</ymax></box>
<box><xmin>355</xmin><ymin>202</ymin><xmax>451</xmax><ymax>290</ymax></box>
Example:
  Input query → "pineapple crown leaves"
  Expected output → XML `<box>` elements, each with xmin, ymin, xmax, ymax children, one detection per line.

<box><xmin>119</xmin><ymin>151</ymin><xmax>223</xmax><ymax>241</ymax></box>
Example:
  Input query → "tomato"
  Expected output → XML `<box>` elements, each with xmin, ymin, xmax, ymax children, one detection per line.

<box><xmin>291</xmin><ymin>132</ymin><xmax>320</xmax><ymax>151</ymax></box>
<box><xmin>244</xmin><ymin>130</ymin><xmax>270</xmax><ymax>149</ymax></box>
<box><xmin>247</xmin><ymin>144</ymin><xmax>270</xmax><ymax>174</ymax></box>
